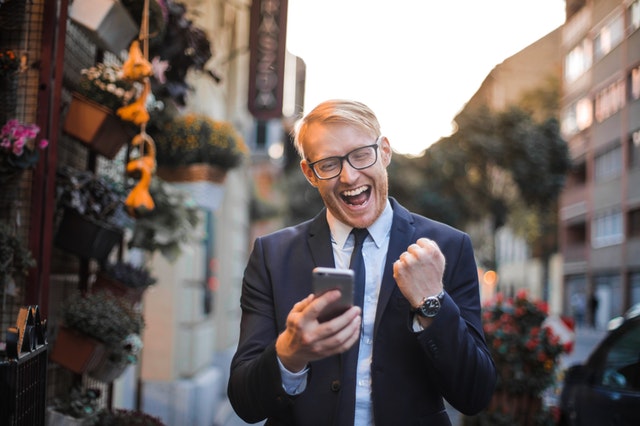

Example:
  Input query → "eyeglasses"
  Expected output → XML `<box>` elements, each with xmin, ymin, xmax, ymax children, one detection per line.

<box><xmin>307</xmin><ymin>137</ymin><xmax>382</xmax><ymax>180</ymax></box>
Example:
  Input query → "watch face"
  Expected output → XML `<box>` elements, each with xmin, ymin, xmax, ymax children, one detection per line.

<box><xmin>420</xmin><ymin>297</ymin><xmax>441</xmax><ymax>317</ymax></box>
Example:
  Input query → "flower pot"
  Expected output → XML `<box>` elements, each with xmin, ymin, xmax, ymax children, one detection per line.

<box><xmin>156</xmin><ymin>164</ymin><xmax>228</xmax><ymax>183</ymax></box>
<box><xmin>63</xmin><ymin>94</ymin><xmax>136</xmax><ymax>159</ymax></box>
<box><xmin>49</xmin><ymin>326</ymin><xmax>106</xmax><ymax>375</ymax></box>
<box><xmin>46</xmin><ymin>408</ymin><xmax>96</xmax><ymax>426</ymax></box>
<box><xmin>68</xmin><ymin>0</ymin><xmax>137</xmax><ymax>54</ymax></box>
<box><xmin>54</xmin><ymin>208</ymin><xmax>123</xmax><ymax>261</ymax></box>
<box><xmin>93</xmin><ymin>272</ymin><xmax>145</xmax><ymax>304</ymax></box>
<box><xmin>87</xmin><ymin>353</ymin><xmax>129</xmax><ymax>383</ymax></box>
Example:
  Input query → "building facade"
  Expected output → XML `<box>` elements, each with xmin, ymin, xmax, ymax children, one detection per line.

<box><xmin>559</xmin><ymin>0</ymin><xmax>640</xmax><ymax>329</ymax></box>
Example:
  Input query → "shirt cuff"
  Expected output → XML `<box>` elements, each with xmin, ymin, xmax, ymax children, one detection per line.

<box><xmin>277</xmin><ymin>357</ymin><xmax>309</xmax><ymax>395</ymax></box>
<box><xmin>412</xmin><ymin>314</ymin><xmax>425</xmax><ymax>332</ymax></box>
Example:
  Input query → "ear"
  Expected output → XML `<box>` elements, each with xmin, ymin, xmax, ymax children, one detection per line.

<box><xmin>300</xmin><ymin>159</ymin><xmax>318</xmax><ymax>187</ymax></box>
<box><xmin>379</xmin><ymin>136</ymin><xmax>393</xmax><ymax>167</ymax></box>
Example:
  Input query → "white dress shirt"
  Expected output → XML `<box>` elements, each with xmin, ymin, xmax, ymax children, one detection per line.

<box><xmin>279</xmin><ymin>200</ymin><xmax>393</xmax><ymax>426</ymax></box>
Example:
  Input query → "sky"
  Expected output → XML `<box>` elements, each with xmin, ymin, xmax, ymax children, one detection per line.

<box><xmin>285</xmin><ymin>0</ymin><xmax>567</xmax><ymax>156</ymax></box>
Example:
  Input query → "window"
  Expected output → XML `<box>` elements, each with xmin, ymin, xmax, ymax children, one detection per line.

<box><xmin>594</xmin><ymin>13</ymin><xmax>624</xmax><ymax>61</ymax></box>
<box><xmin>630</xmin><ymin>64</ymin><xmax>640</xmax><ymax>101</ymax></box>
<box><xmin>592</xmin><ymin>210</ymin><xmax>623</xmax><ymax>248</ymax></box>
<box><xmin>565</xmin><ymin>38</ymin><xmax>592</xmax><ymax>83</ymax></box>
<box><xmin>595</xmin><ymin>144</ymin><xmax>622</xmax><ymax>182</ymax></box>
<box><xmin>561</xmin><ymin>97</ymin><xmax>592</xmax><ymax>137</ymax></box>
<box><xmin>630</xmin><ymin>129</ymin><xmax>640</xmax><ymax>169</ymax></box>
<box><xmin>595</xmin><ymin>79</ymin><xmax>626</xmax><ymax>123</ymax></box>
<box><xmin>629</xmin><ymin>0</ymin><xmax>640</xmax><ymax>33</ymax></box>
<box><xmin>629</xmin><ymin>208</ymin><xmax>640</xmax><ymax>238</ymax></box>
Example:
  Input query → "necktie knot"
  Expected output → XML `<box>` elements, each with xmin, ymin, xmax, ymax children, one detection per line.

<box><xmin>351</xmin><ymin>228</ymin><xmax>368</xmax><ymax>250</ymax></box>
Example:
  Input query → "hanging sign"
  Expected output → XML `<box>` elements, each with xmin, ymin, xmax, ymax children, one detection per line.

<box><xmin>248</xmin><ymin>0</ymin><xmax>289</xmax><ymax>119</ymax></box>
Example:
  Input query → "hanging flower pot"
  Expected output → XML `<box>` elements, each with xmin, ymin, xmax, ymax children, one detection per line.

<box><xmin>54</xmin><ymin>207</ymin><xmax>123</xmax><ymax>261</ymax></box>
<box><xmin>87</xmin><ymin>352</ymin><xmax>129</xmax><ymax>383</ymax></box>
<box><xmin>68</xmin><ymin>0</ymin><xmax>138</xmax><ymax>54</ymax></box>
<box><xmin>63</xmin><ymin>93</ymin><xmax>136</xmax><ymax>159</ymax></box>
<box><xmin>49</xmin><ymin>326</ymin><xmax>106</xmax><ymax>375</ymax></box>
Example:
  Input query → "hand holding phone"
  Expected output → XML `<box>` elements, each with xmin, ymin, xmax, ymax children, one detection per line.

<box><xmin>312</xmin><ymin>267</ymin><xmax>354</xmax><ymax>322</ymax></box>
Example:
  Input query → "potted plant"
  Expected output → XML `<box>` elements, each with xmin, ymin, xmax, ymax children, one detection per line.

<box><xmin>0</xmin><ymin>221</ymin><xmax>36</xmax><ymax>289</ymax></box>
<box><xmin>54</xmin><ymin>166</ymin><xmax>131</xmax><ymax>261</ymax></box>
<box><xmin>50</xmin><ymin>291</ymin><xmax>144</xmax><ymax>382</ymax></box>
<box><xmin>47</xmin><ymin>387</ymin><xmax>102</xmax><ymax>426</ymax></box>
<box><xmin>466</xmin><ymin>290</ymin><xmax>570</xmax><ymax>426</ymax></box>
<box><xmin>97</xmin><ymin>408</ymin><xmax>166</xmax><ymax>426</ymax></box>
<box><xmin>0</xmin><ymin>118</ymin><xmax>48</xmax><ymax>184</ymax></box>
<box><xmin>152</xmin><ymin>113</ymin><xmax>247</xmax><ymax>183</ymax></box>
<box><xmin>63</xmin><ymin>62</ymin><xmax>140</xmax><ymax>159</ymax></box>
<box><xmin>93</xmin><ymin>260</ymin><xmax>157</xmax><ymax>303</ymax></box>
<box><xmin>128</xmin><ymin>177</ymin><xmax>200</xmax><ymax>263</ymax></box>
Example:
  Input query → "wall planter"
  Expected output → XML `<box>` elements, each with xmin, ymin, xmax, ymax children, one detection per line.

<box><xmin>54</xmin><ymin>207</ymin><xmax>123</xmax><ymax>261</ymax></box>
<box><xmin>49</xmin><ymin>326</ymin><xmax>106</xmax><ymax>375</ymax></box>
<box><xmin>87</xmin><ymin>353</ymin><xmax>129</xmax><ymax>383</ymax></box>
<box><xmin>68</xmin><ymin>0</ymin><xmax>137</xmax><ymax>54</ymax></box>
<box><xmin>63</xmin><ymin>94</ymin><xmax>135</xmax><ymax>159</ymax></box>
<box><xmin>46</xmin><ymin>408</ymin><xmax>96</xmax><ymax>426</ymax></box>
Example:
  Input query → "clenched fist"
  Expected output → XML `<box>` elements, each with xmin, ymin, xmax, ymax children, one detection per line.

<box><xmin>393</xmin><ymin>238</ymin><xmax>445</xmax><ymax>309</ymax></box>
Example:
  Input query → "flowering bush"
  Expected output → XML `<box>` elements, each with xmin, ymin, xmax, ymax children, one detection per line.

<box><xmin>76</xmin><ymin>63</ymin><xmax>140</xmax><ymax>111</ymax></box>
<box><xmin>0</xmin><ymin>49</ymin><xmax>21</xmax><ymax>79</ymax></box>
<box><xmin>474</xmin><ymin>289</ymin><xmax>570</xmax><ymax>425</ymax></box>
<box><xmin>0</xmin><ymin>119</ymin><xmax>48</xmax><ymax>182</ymax></box>
<box><xmin>152</xmin><ymin>113</ymin><xmax>247</xmax><ymax>170</ymax></box>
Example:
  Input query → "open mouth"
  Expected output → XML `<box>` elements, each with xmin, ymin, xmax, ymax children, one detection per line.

<box><xmin>341</xmin><ymin>185</ymin><xmax>371</xmax><ymax>206</ymax></box>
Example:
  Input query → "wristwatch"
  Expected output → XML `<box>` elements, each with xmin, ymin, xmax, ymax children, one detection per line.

<box><xmin>413</xmin><ymin>291</ymin><xmax>445</xmax><ymax>318</ymax></box>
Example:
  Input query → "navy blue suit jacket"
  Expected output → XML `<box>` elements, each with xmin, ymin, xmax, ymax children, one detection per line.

<box><xmin>228</xmin><ymin>199</ymin><xmax>496</xmax><ymax>425</ymax></box>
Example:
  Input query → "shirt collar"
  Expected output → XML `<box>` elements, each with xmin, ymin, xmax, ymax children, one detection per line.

<box><xmin>327</xmin><ymin>199</ymin><xmax>393</xmax><ymax>249</ymax></box>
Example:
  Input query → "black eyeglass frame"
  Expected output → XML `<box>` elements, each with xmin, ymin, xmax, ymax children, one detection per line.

<box><xmin>307</xmin><ymin>136</ymin><xmax>382</xmax><ymax>180</ymax></box>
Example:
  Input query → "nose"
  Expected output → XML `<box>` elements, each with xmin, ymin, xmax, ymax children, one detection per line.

<box><xmin>338</xmin><ymin>158</ymin><xmax>360</xmax><ymax>182</ymax></box>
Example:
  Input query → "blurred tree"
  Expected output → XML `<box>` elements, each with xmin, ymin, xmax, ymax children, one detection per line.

<box><xmin>389</xmin><ymin>88</ymin><xmax>570</xmax><ymax>276</ymax></box>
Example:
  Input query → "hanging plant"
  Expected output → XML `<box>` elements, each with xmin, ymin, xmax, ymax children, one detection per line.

<box><xmin>0</xmin><ymin>222</ymin><xmax>36</xmax><ymax>282</ymax></box>
<box><xmin>0</xmin><ymin>118</ymin><xmax>48</xmax><ymax>183</ymax></box>
<box><xmin>152</xmin><ymin>113</ymin><xmax>247</xmax><ymax>171</ymax></box>
<box><xmin>0</xmin><ymin>49</ymin><xmax>22</xmax><ymax>79</ymax></box>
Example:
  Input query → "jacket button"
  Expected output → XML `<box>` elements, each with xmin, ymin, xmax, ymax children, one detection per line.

<box><xmin>330</xmin><ymin>380</ymin><xmax>341</xmax><ymax>392</ymax></box>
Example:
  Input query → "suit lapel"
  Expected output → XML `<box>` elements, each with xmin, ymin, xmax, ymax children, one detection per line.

<box><xmin>374</xmin><ymin>199</ymin><xmax>415</xmax><ymax>331</ymax></box>
<box><xmin>307</xmin><ymin>209</ymin><xmax>335</xmax><ymax>268</ymax></box>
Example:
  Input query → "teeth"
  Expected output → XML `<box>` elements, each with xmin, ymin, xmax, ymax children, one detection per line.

<box><xmin>343</xmin><ymin>186</ymin><xmax>367</xmax><ymax>197</ymax></box>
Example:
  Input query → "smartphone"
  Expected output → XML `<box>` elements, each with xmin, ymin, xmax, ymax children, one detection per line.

<box><xmin>312</xmin><ymin>267</ymin><xmax>354</xmax><ymax>322</ymax></box>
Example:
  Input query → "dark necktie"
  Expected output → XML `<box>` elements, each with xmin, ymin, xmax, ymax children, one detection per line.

<box><xmin>337</xmin><ymin>228</ymin><xmax>368</xmax><ymax>424</ymax></box>
<box><xmin>349</xmin><ymin>228</ymin><xmax>368</xmax><ymax>309</ymax></box>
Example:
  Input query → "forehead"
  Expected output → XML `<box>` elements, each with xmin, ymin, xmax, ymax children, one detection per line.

<box><xmin>303</xmin><ymin>123</ymin><xmax>376</xmax><ymax>160</ymax></box>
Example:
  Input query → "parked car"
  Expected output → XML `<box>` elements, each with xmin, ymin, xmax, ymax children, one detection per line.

<box><xmin>559</xmin><ymin>304</ymin><xmax>640</xmax><ymax>425</ymax></box>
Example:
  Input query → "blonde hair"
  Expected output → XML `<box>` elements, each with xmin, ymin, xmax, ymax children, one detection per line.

<box><xmin>292</xmin><ymin>99</ymin><xmax>381</xmax><ymax>158</ymax></box>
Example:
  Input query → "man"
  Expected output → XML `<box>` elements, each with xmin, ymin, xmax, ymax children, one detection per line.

<box><xmin>228</xmin><ymin>100</ymin><xmax>496</xmax><ymax>425</ymax></box>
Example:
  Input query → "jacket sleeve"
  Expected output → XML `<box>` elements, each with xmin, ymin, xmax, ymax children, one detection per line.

<box><xmin>226</xmin><ymin>237</ymin><xmax>297</xmax><ymax>423</ymax></box>
<box><xmin>417</xmin><ymin>233</ymin><xmax>497</xmax><ymax>415</ymax></box>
